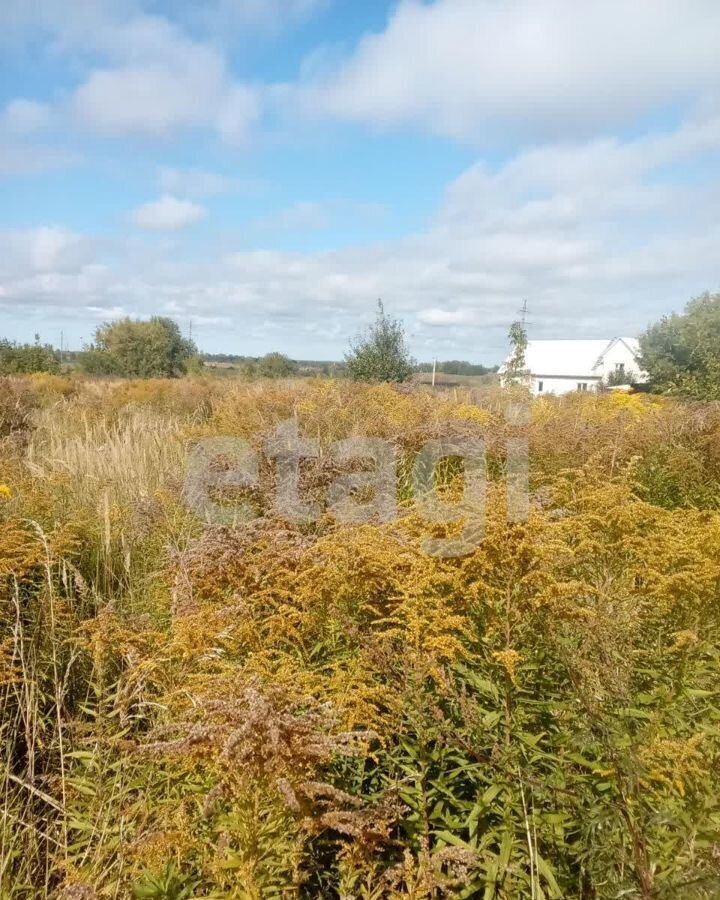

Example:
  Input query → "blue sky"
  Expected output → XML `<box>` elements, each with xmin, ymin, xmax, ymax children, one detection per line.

<box><xmin>1</xmin><ymin>0</ymin><xmax>720</xmax><ymax>362</ymax></box>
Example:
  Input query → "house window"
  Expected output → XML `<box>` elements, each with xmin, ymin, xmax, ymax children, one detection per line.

<box><xmin>577</xmin><ymin>382</ymin><xmax>588</xmax><ymax>391</ymax></box>
<box><xmin>537</xmin><ymin>380</ymin><xmax>544</xmax><ymax>393</ymax></box>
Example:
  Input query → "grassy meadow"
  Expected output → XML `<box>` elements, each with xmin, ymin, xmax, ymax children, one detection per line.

<box><xmin>1</xmin><ymin>374</ymin><xmax>720</xmax><ymax>898</ymax></box>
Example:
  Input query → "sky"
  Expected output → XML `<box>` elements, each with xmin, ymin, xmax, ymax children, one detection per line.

<box><xmin>1</xmin><ymin>0</ymin><xmax>720</xmax><ymax>363</ymax></box>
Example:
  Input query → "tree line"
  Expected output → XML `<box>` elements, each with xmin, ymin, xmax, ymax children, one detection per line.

<box><xmin>3</xmin><ymin>291</ymin><xmax>720</xmax><ymax>395</ymax></box>
<box><xmin>0</xmin><ymin>302</ymin><xmax>469</xmax><ymax>383</ymax></box>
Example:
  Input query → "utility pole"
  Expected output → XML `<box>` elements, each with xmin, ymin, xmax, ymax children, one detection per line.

<box><xmin>431</xmin><ymin>358</ymin><xmax>437</xmax><ymax>388</ymax></box>
<box><xmin>519</xmin><ymin>298</ymin><xmax>529</xmax><ymax>325</ymax></box>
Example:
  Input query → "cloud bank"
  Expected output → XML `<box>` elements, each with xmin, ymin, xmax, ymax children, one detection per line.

<box><xmin>302</xmin><ymin>0</ymin><xmax>720</xmax><ymax>140</ymax></box>
<box><xmin>1</xmin><ymin>1</ymin><xmax>719</xmax><ymax>359</ymax></box>
<box><xmin>3</xmin><ymin>110</ymin><xmax>719</xmax><ymax>358</ymax></box>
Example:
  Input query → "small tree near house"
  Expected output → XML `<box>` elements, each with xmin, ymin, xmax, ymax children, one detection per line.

<box><xmin>503</xmin><ymin>319</ymin><xmax>530</xmax><ymax>385</ymax></box>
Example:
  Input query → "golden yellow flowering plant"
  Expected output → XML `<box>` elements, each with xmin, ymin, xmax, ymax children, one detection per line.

<box><xmin>0</xmin><ymin>376</ymin><xmax>720</xmax><ymax>897</ymax></box>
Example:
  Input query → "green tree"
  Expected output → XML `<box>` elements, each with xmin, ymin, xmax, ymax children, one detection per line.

<box><xmin>503</xmin><ymin>319</ymin><xmax>529</xmax><ymax>385</ymax></box>
<box><xmin>256</xmin><ymin>352</ymin><xmax>298</xmax><ymax>379</ymax></box>
<box><xmin>345</xmin><ymin>300</ymin><xmax>415</xmax><ymax>383</ymax></box>
<box><xmin>605</xmin><ymin>363</ymin><xmax>629</xmax><ymax>387</ymax></box>
<box><xmin>79</xmin><ymin>317</ymin><xmax>196</xmax><ymax>378</ymax></box>
<box><xmin>640</xmin><ymin>291</ymin><xmax>720</xmax><ymax>398</ymax></box>
<box><xmin>0</xmin><ymin>337</ymin><xmax>60</xmax><ymax>374</ymax></box>
<box><xmin>417</xmin><ymin>360</ymin><xmax>498</xmax><ymax>376</ymax></box>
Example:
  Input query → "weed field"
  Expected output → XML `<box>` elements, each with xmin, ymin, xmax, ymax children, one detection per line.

<box><xmin>1</xmin><ymin>375</ymin><xmax>720</xmax><ymax>898</ymax></box>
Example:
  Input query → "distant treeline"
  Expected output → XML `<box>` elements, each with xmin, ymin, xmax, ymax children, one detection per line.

<box><xmin>416</xmin><ymin>359</ymin><xmax>499</xmax><ymax>376</ymax></box>
<box><xmin>6</xmin><ymin>290</ymin><xmax>720</xmax><ymax>397</ymax></box>
<box><xmin>203</xmin><ymin>354</ymin><xmax>498</xmax><ymax>377</ymax></box>
<box><xmin>0</xmin><ymin>337</ymin><xmax>499</xmax><ymax>381</ymax></box>
<box><xmin>203</xmin><ymin>353</ymin><xmax>344</xmax><ymax>373</ymax></box>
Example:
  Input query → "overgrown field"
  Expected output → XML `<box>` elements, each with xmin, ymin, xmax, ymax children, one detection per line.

<box><xmin>2</xmin><ymin>375</ymin><xmax>720</xmax><ymax>898</ymax></box>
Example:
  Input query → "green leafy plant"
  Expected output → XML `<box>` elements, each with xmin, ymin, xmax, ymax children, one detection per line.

<box><xmin>132</xmin><ymin>863</ymin><xmax>199</xmax><ymax>900</ymax></box>
<box><xmin>345</xmin><ymin>300</ymin><xmax>415</xmax><ymax>383</ymax></box>
<box><xmin>640</xmin><ymin>291</ymin><xmax>720</xmax><ymax>398</ymax></box>
<box><xmin>79</xmin><ymin>317</ymin><xmax>196</xmax><ymax>378</ymax></box>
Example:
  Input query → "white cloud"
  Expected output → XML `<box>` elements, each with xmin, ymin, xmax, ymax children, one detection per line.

<box><xmin>0</xmin><ymin>5</ymin><xmax>301</xmax><ymax>147</ymax></box>
<box><xmin>74</xmin><ymin>63</ymin><xmax>220</xmax><ymax>136</ymax></box>
<box><xmin>0</xmin><ymin>99</ymin><xmax>52</xmax><ymax>135</ymax></box>
<box><xmin>418</xmin><ymin>308</ymin><xmax>472</xmax><ymax>326</ymax></box>
<box><xmin>131</xmin><ymin>195</ymin><xmax>207</xmax><ymax>230</ymax></box>
<box><xmin>69</xmin><ymin>16</ymin><xmax>262</xmax><ymax>142</ymax></box>
<box><xmin>0</xmin><ymin>227</ymin><xmax>93</xmax><ymax>278</ymax></box>
<box><xmin>215</xmin><ymin>85</ymin><xmax>260</xmax><ymax>145</ymax></box>
<box><xmin>158</xmin><ymin>166</ymin><xmax>246</xmax><ymax>198</ymax></box>
<box><xmin>42</xmin><ymin>11</ymin><xmax>261</xmax><ymax>141</ymax></box>
<box><xmin>302</xmin><ymin>0</ymin><xmax>720</xmax><ymax>140</ymax></box>
<box><xmin>73</xmin><ymin>64</ymin><xmax>260</xmax><ymax>141</ymax></box>
<box><xmin>438</xmin><ymin>115</ymin><xmax>720</xmax><ymax>239</ymax></box>
<box><xmin>0</xmin><ymin>144</ymin><xmax>78</xmax><ymax>176</ymax></box>
<box><xmin>0</xmin><ymin>100</ymin><xmax>67</xmax><ymax>175</ymax></box>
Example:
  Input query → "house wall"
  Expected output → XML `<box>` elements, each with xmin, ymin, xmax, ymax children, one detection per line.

<box><xmin>595</xmin><ymin>341</ymin><xmax>644</xmax><ymax>383</ymax></box>
<box><xmin>531</xmin><ymin>375</ymin><xmax>601</xmax><ymax>396</ymax></box>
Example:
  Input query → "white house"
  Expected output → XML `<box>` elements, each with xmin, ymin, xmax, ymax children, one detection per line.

<box><xmin>501</xmin><ymin>337</ymin><xmax>647</xmax><ymax>396</ymax></box>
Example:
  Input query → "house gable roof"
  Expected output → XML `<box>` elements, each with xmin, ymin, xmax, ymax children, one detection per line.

<box><xmin>517</xmin><ymin>338</ymin><xmax>641</xmax><ymax>378</ymax></box>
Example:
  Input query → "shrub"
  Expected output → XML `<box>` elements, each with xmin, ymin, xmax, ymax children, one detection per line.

<box><xmin>346</xmin><ymin>301</ymin><xmax>415</xmax><ymax>383</ymax></box>
<box><xmin>79</xmin><ymin>317</ymin><xmax>196</xmax><ymax>378</ymax></box>
<box><xmin>256</xmin><ymin>352</ymin><xmax>298</xmax><ymax>379</ymax></box>
<box><xmin>0</xmin><ymin>338</ymin><xmax>60</xmax><ymax>374</ymax></box>
<box><xmin>641</xmin><ymin>291</ymin><xmax>720</xmax><ymax>398</ymax></box>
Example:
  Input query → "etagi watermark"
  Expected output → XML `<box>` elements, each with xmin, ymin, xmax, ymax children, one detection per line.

<box><xmin>183</xmin><ymin>403</ymin><xmax>529</xmax><ymax>559</ymax></box>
